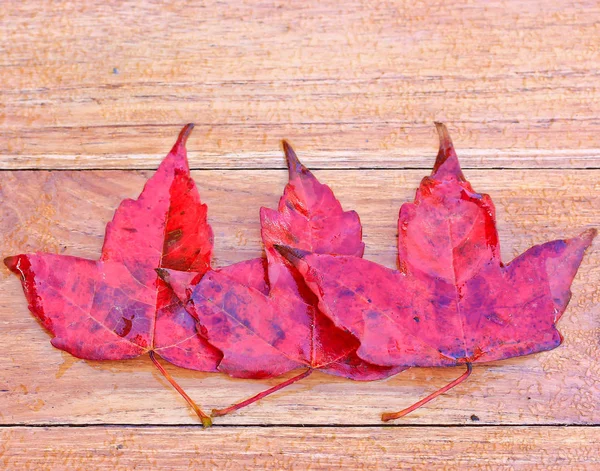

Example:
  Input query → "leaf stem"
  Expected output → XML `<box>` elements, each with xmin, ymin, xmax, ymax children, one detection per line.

<box><xmin>149</xmin><ymin>351</ymin><xmax>212</xmax><ymax>427</ymax></box>
<box><xmin>381</xmin><ymin>362</ymin><xmax>473</xmax><ymax>422</ymax></box>
<box><xmin>212</xmin><ymin>368</ymin><xmax>313</xmax><ymax>418</ymax></box>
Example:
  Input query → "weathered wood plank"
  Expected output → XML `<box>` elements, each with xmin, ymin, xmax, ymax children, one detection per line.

<box><xmin>1</xmin><ymin>426</ymin><xmax>599</xmax><ymax>470</ymax></box>
<box><xmin>1</xmin><ymin>170</ymin><xmax>597</xmax><ymax>425</ymax></box>
<box><xmin>3</xmin><ymin>142</ymin><xmax>600</xmax><ymax>171</ymax></box>
<box><xmin>2</xmin><ymin>0</ymin><xmax>600</xmax><ymax>169</ymax></box>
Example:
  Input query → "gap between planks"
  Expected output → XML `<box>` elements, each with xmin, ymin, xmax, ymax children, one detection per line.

<box><xmin>1</xmin><ymin>423</ymin><xmax>600</xmax><ymax>429</ymax></box>
<box><xmin>2</xmin><ymin>166</ymin><xmax>600</xmax><ymax>172</ymax></box>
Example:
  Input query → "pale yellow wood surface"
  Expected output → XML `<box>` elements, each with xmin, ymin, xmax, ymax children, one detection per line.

<box><xmin>2</xmin><ymin>427</ymin><xmax>600</xmax><ymax>471</ymax></box>
<box><xmin>1</xmin><ymin>0</ymin><xmax>600</xmax><ymax>169</ymax></box>
<box><xmin>2</xmin><ymin>0</ymin><xmax>599</xmax><ymax>469</ymax></box>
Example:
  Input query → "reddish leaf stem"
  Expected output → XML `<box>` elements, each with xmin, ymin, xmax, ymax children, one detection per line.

<box><xmin>381</xmin><ymin>362</ymin><xmax>473</xmax><ymax>422</ymax></box>
<box><xmin>149</xmin><ymin>351</ymin><xmax>212</xmax><ymax>427</ymax></box>
<box><xmin>212</xmin><ymin>368</ymin><xmax>313</xmax><ymax>418</ymax></box>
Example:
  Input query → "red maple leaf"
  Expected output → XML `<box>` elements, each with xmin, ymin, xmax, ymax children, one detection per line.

<box><xmin>161</xmin><ymin>142</ymin><xmax>404</xmax><ymax>418</ymax></box>
<box><xmin>4</xmin><ymin>125</ymin><xmax>218</xmax><ymax>426</ymax></box>
<box><xmin>278</xmin><ymin>123</ymin><xmax>596</xmax><ymax>421</ymax></box>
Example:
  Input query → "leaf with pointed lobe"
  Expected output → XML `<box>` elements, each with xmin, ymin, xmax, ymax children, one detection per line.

<box><xmin>278</xmin><ymin>124</ymin><xmax>596</xmax><ymax>419</ymax></box>
<box><xmin>5</xmin><ymin>125</ymin><xmax>219</xmax><ymax>425</ymax></box>
<box><xmin>172</xmin><ymin>142</ymin><xmax>403</xmax><ymax>386</ymax></box>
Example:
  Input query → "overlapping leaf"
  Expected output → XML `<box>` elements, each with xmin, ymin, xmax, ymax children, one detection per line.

<box><xmin>279</xmin><ymin>124</ymin><xmax>596</xmax><ymax>418</ymax></box>
<box><xmin>162</xmin><ymin>143</ymin><xmax>402</xmax><ymax>409</ymax></box>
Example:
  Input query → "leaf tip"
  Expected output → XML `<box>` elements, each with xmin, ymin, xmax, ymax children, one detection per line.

<box><xmin>273</xmin><ymin>244</ymin><xmax>309</xmax><ymax>264</ymax></box>
<box><xmin>4</xmin><ymin>255</ymin><xmax>18</xmax><ymax>271</ymax></box>
<box><xmin>432</xmin><ymin>122</ymin><xmax>464</xmax><ymax>180</ymax></box>
<box><xmin>4</xmin><ymin>254</ymin><xmax>25</xmax><ymax>274</ymax></box>
<box><xmin>163</xmin><ymin>124</ymin><xmax>195</xmax><ymax>169</ymax></box>
<box><xmin>579</xmin><ymin>228</ymin><xmax>597</xmax><ymax>247</ymax></box>
<box><xmin>282</xmin><ymin>140</ymin><xmax>304</xmax><ymax>176</ymax></box>
<box><xmin>434</xmin><ymin>121</ymin><xmax>451</xmax><ymax>145</ymax></box>
<box><xmin>177</xmin><ymin>123</ymin><xmax>195</xmax><ymax>148</ymax></box>
<box><xmin>155</xmin><ymin>267</ymin><xmax>170</xmax><ymax>283</ymax></box>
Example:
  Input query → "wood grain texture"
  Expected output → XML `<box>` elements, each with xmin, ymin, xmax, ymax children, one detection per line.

<box><xmin>2</xmin><ymin>426</ymin><xmax>600</xmax><ymax>470</ymax></box>
<box><xmin>2</xmin><ymin>0</ymin><xmax>600</xmax><ymax>169</ymax></box>
<box><xmin>2</xmin><ymin>0</ymin><xmax>599</xmax><ymax>468</ymax></box>
<box><xmin>1</xmin><ymin>170</ymin><xmax>598</xmax><ymax>425</ymax></box>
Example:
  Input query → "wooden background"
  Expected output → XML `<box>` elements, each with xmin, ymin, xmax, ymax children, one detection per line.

<box><xmin>1</xmin><ymin>1</ymin><xmax>599</xmax><ymax>469</ymax></box>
